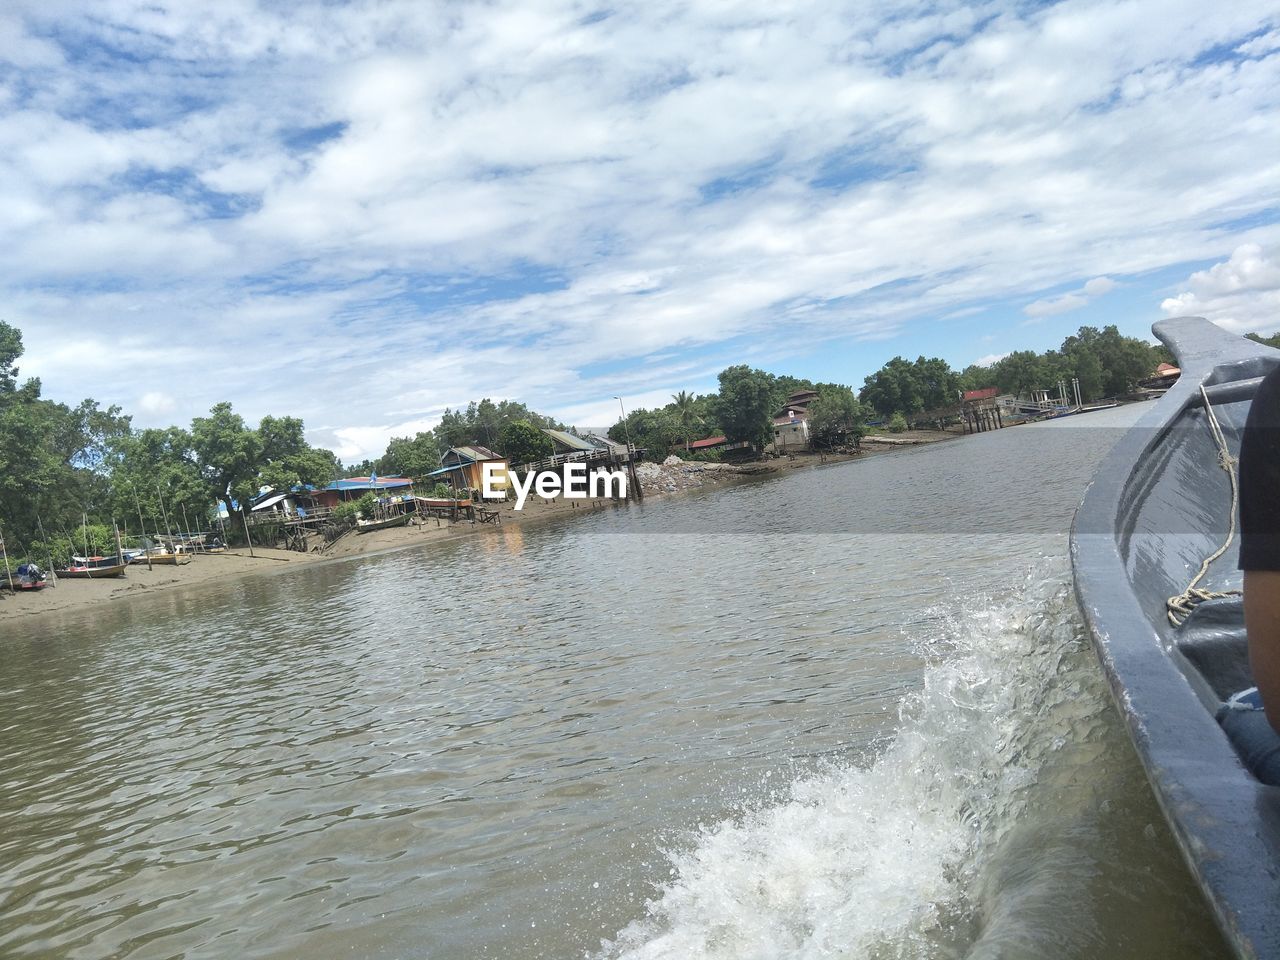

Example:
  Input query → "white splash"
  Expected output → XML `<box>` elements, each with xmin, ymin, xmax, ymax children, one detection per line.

<box><xmin>597</xmin><ymin>576</ymin><xmax>1114</xmax><ymax>960</ymax></box>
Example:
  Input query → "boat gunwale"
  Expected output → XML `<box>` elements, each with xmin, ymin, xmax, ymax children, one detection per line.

<box><xmin>1071</xmin><ymin>316</ymin><xmax>1280</xmax><ymax>958</ymax></box>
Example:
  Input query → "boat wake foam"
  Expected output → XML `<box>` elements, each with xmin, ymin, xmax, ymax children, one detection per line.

<box><xmin>595</xmin><ymin>571</ymin><xmax>1218</xmax><ymax>960</ymax></box>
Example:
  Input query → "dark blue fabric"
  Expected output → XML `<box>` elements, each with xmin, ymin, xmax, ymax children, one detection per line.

<box><xmin>1219</xmin><ymin>689</ymin><xmax>1280</xmax><ymax>785</ymax></box>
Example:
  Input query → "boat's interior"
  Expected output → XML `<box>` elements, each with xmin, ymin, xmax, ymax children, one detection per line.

<box><xmin>1115</xmin><ymin>355</ymin><xmax>1278</xmax><ymax>716</ymax></box>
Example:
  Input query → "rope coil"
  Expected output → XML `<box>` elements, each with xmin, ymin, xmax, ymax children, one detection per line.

<box><xmin>1166</xmin><ymin>384</ymin><xmax>1244</xmax><ymax>626</ymax></box>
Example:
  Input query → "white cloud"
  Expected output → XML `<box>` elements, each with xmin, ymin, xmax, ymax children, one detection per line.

<box><xmin>1023</xmin><ymin>292</ymin><xmax>1089</xmax><ymax>318</ymax></box>
<box><xmin>1083</xmin><ymin>276</ymin><xmax>1117</xmax><ymax>297</ymax></box>
<box><xmin>1022</xmin><ymin>275</ymin><xmax>1119</xmax><ymax>320</ymax></box>
<box><xmin>138</xmin><ymin>391</ymin><xmax>176</xmax><ymax>416</ymax></box>
<box><xmin>1161</xmin><ymin>244</ymin><xmax>1280</xmax><ymax>334</ymax></box>
<box><xmin>1</xmin><ymin>2</ymin><xmax>1278</xmax><ymax>459</ymax></box>
<box><xmin>972</xmin><ymin>353</ymin><xmax>1009</xmax><ymax>368</ymax></box>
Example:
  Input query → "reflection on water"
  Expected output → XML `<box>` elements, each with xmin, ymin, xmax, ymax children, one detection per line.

<box><xmin>0</xmin><ymin>407</ymin><xmax>1229</xmax><ymax>959</ymax></box>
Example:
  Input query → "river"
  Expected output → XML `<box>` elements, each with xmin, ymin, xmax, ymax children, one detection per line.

<box><xmin>0</xmin><ymin>405</ymin><xmax>1231</xmax><ymax>959</ymax></box>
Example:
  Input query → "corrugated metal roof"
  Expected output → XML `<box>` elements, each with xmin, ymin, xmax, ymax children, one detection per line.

<box><xmin>320</xmin><ymin>477</ymin><xmax>413</xmax><ymax>491</ymax></box>
<box><xmin>444</xmin><ymin>445</ymin><xmax>503</xmax><ymax>463</ymax></box>
<box><xmin>542</xmin><ymin>429</ymin><xmax>596</xmax><ymax>452</ymax></box>
<box><xmin>962</xmin><ymin>387</ymin><xmax>1000</xmax><ymax>401</ymax></box>
<box><xmin>586</xmin><ymin>433</ymin><xmax>625</xmax><ymax>451</ymax></box>
<box><xmin>690</xmin><ymin>435</ymin><xmax>728</xmax><ymax>449</ymax></box>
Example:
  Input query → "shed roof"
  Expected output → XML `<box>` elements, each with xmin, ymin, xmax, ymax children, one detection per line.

<box><xmin>443</xmin><ymin>445</ymin><xmax>503</xmax><ymax>463</ymax></box>
<box><xmin>542</xmin><ymin>429</ymin><xmax>596</xmax><ymax>452</ymax></box>
<box><xmin>252</xmin><ymin>492</ymin><xmax>289</xmax><ymax>511</ymax></box>
<box><xmin>320</xmin><ymin>476</ymin><xmax>413</xmax><ymax>492</ymax></box>
<box><xmin>690</xmin><ymin>434</ymin><xmax>728</xmax><ymax>449</ymax></box>
<box><xmin>425</xmin><ymin>463</ymin><xmax>465</xmax><ymax>477</ymax></box>
<box><xmin>586</xmin><ymin>433</ymin><xmax>626</xmax><ymax>451</ymax></box>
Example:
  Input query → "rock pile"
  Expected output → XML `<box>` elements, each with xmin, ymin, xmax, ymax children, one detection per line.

<box><xmin>634</xmin><ymin>455</ymin><xmax>741</xmax><ymax>496</ymax></box>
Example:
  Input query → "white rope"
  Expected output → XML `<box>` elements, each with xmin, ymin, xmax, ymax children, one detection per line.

<box><xmin>1167</xmin><ymin>384</ymin><xmax>1244</xmax><ymax>626</ymax></box>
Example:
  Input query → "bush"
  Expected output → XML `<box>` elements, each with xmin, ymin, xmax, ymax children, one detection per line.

<box><xmin>888</xmin><ymin>412</ymin><xmax>908</xmax><ymax>433</ymax></box>
<box><xmin>332</xmin><ymin>501</ymin><xmax>359</xmax><ymax>522</ymax></box>
<box><xmin>355</xmin><ymin>492</ymin><xmax>378</xmax><ymax>519</ymax></box>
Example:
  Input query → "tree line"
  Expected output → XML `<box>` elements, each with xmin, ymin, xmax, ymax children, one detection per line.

<box><xmin>0</xmin><ymin>315</ymin><xmax>1203</xmax><ymax>565</ymax></box>
<box><xmin>0</xmin><ymin>320</ymin><xmax>343</xmax><ymax>561</ymax></box>
<box><xmin>859</xmin><ymin>325</ymin><xmax>1172</xmax><ymax>422</ymax></box>
<box><xmin>606</xmin><ymin>369</ymin><xmax>866</xmax><ymax>459</ymax></box>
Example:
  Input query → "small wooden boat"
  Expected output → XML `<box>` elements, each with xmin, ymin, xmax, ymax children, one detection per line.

<box><xmin>1072</xmin><ymin>316</ymin><xmax>1280</xmax><ymax>958</ymax></box>
<box><xmin>55</xmin><ymin>556</ymin><xmax>128</xmax><ymax>578</ymax></box>
<box><xmin>3</xmin><ymin>563</ymin><xmax>48</xmax><ymax>590</ymax></box>
<box><xmin>147</xmin><ymin>552</ymin><xmax>192</xmax><ymax>565</ymax></box>
<box><xmin>131</xmin><ymin>550</ymin><xmax>192</xmax><ymax>565</ymax></box>
<box><xmin>355</xmin><ymin>513</ymin><xmax>412</xmax><ymax>534</ymax></box>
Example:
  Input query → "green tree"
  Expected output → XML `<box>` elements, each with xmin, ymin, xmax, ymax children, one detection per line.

<box><xmin>433</xmin><ymin>398</ymin><xmax>566</xmax><ymax>454</ymax></box>
<box><xmin>380</xmin><ymin>432</ymin><xmax>440</xmax><ymax>477</ymax></box>
<box><xmin>1246</xmin><ymin>332</ymin><xmax>1280</xmax><ymax>349</ymax></box>
<box><xmin>499</xmin><ymin>419</ymin><xmax>553</xmax><ymax>466</ymax></box>
<box><xmin>1060</xmin><ymin>325</ymin><xmax>1158</xmax><ymax>397</ymax></box>
<box><xmin>191</xmin><ymin>403</ymin><xmax>262</xmax><ymax>525</ymax></box>
<box><xmin>190</xmin><ymin>403</ymin><xmax>332</xmax><ymax>526</ymax></box>
<box><xmin>671</xmin><ymin>390</ymin><xmax>702</xmax><ymax>450</ymax></box>
<box><xmin>713</xmin><ymin>365</ymin><xmax>777</xmax><ymax>450</ymax></box>
<box><xmin>860</xmin><ymin>357</ymin><xmax>922</xmax><ymax>419</ymax></box>
<box><xmin>0</xmin><ymin>321</ymin><xmax>132</xmax><ymax>549</ymax></box>
<box><xmin>109</xmin><ymin>426</ymin><xmax>207</xmax><ymax>538</ymax></box>
<box><xmin>0</xmin><ymin>320</ymin><xmax>24</xmax><ymax>394</ymax></box>
<box><xmin>807</xmin><ymin>385</ymin><xmax>866</xmax><ymax>449</ymax></box>
<box><xmin>989</xmin><ymin>350</ymin><xmax>1046</xmax><ymax>397</ymax></box>
<box><xmin>912</xmin><ymin>357</ymin><xmax>960</xmax><ymax>411</ymax></box>
<box><xmin>607</xmin><ymin>407</ymin><xmax>680</xmax><ymax>460</ymax></box>
<box><xmin>257</xmin><ymin>415</ymin><xmax>334</xmax><ymax>495</ymax></box>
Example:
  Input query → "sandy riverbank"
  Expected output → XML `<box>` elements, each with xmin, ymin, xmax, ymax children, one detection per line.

<box><xmin>0</xmin><ymin>432</ymin><xmax>957</xmax><ymax>626</ymax></box>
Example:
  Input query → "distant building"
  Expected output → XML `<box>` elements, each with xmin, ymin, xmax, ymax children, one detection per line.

<box><xmin>428</xmin><ymin>446</ymin><xmax>509</xmax><ymax>492</ymax></box>
<box><xmin>771</xmin><ymin>418</ymin><xmax>811</xmax><ymax>453</ymax></box>
<box><xmin>1139</xmin><ymin>363</ymin><xmax>1181</xmax><ymax>391</ymax></box>
<box><xmin>962</xmin><ymin>386</ymin><xmax>1000</xmax><ymax>402</ymax></box>
<box><xmin>541</xmin><ymin>429</ymin><xmax>598</xmax><ymax>458</ymax></box>
<box><xmin>310</xmin><ymin>476</ymin><xmax>414</xmax><ymax>510</ymax></box>
<box><xmin>688</xmin><ymin>435</ymin><xmax>754</xmax><ymax>456</ymax></box>
<box><xmin>773</xmin><ymin>389</ymin><xmax>820</xmax><ymax>421</ymax></box>
<box><xmin>585</xmin><ymin>433</ymin><xmax>633</xmax><ymax>462</ymax></box>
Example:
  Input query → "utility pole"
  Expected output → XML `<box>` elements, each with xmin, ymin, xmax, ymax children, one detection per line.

<box><xmin>614</xmin><ymin>396</ymin><xmax>634</xmax><ymax>461</ymax></box>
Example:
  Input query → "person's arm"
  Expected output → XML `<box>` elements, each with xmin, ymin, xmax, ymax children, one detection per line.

<box><xmin>1246</xmin><ymin>570</ymin><xmax>1280</xmax><ymax>733</ymax></box>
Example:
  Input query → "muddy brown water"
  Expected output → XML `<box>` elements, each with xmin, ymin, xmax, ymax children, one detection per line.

<box><xmin>1</xmin><ymin>406</ymin><xmax>1231</xmax><ymax>959</ymax></box>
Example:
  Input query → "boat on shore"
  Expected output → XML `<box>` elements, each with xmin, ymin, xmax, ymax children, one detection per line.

<box><xmin>128</xmin><ymin>549</ymin><xmax>192</xmax><ymax>565</ymax></box>
<box><xmin>1072</xmin><ymin>316</ymin><xmax>1280</xmax><ymax>958</ymax></box>
<box><xmin>144</xmin><ymin>551</ymin><xmax>192</xmax><ymax>565</ymax></box>
<box><xmin>55</xmin><ymin>556</ymin><xmax>128</xmax><ymax>578</ymax></box>
<box><xmin>355</xmin><ymin>513</ymin><xmax>412</xmax><ymax>534</ymax></box>
<box><xmin>3</xmin><ymin>563</ymin><xmax>48</xmax><ymax>590</ymax></box>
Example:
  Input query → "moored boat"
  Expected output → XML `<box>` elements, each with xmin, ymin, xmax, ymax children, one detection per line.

<box><xmin>355</xmin><ymin>512</ymin><xmax>412</xmax><ymax>534</ymax></box>
<box><xmin>144</xmin><ymin>551</ymin><xmax>192</xmax><ymax>565</ymax></box>
<box><xmin>3</xmin><ymin>563</ymin><xmax>48</xmax><ymax>590</ymax></box>
<box><xmin>1071</xmin><ymin>316</ymin><xmax>1280</xmax><ymax>958</ymax></box>
<box><xmin>55</xmin><ymin>556</ymin><xmax>128</xmax><ymax>578</ymax></box>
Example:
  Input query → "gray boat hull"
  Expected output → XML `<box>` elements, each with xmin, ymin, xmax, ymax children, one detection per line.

<box><xmin>1072</xmin><ymin>317</ymin><xmax>1280</xmax><ymax>958</ymax></box>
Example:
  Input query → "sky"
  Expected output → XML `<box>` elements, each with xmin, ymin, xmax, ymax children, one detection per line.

<box><xmin>2</xmin><ymin>1</ymin><xmax>1279</xmax><ymax>462</ymax></box>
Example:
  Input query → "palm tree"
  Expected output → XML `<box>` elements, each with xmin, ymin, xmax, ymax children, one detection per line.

<box><xmin>671</xmin><ymin>390</ymin><xmax>701</xmax><ymax>450</ymax></box>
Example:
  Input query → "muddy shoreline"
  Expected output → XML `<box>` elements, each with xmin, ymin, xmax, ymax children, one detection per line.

<box><xmin>0</xmin><ymin>433</ymin><xmax>956</xmax><ymax>627</ymax></box>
